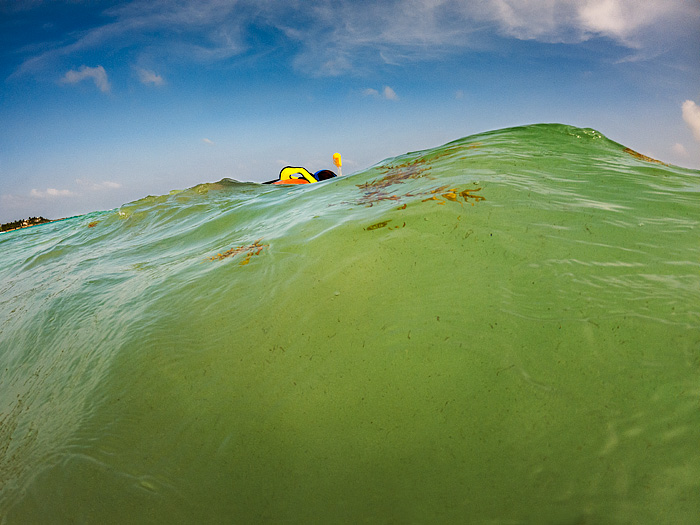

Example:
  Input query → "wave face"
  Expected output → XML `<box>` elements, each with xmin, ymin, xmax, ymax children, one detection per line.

<box><xmin>1</xmin><ymin>124</ymin><xmax>699</xmax><ymax>523</ymax></box>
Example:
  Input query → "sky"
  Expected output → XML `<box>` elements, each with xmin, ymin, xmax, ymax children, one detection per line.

<box><xmin>1</xmin><ymin>0</ymin><xmax>699</xmax><ymax>223</ymax></box>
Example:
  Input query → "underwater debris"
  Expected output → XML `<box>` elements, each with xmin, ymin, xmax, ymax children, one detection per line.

<box><xmin>623</xmin><ymin>148</ymin><xmax>666</xmax><ymax>166</ymax></box>
<box><xmin>209</xmin><ymin>239</ymin><xmax>268</xmax><ymax>265</ymax></box>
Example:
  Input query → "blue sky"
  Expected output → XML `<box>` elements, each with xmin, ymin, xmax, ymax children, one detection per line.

<box><xmin>1</xmin><ymin>0</ymin><xmax>699</xmax><ymax>223</ymax></box>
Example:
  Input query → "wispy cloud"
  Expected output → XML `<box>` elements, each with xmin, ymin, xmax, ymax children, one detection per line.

<box><xmin>61</xmin><ymin>65</ymin><xmax>111</xmax><ymax>92</ymax></box>
<box><xmin>11</xmin><ymin>0</ymin><xmax>700</xmax><ymax>79</ymax></box>
<box><xmin>202</xmin><ymin>138</ymin><xmax>215</xmax><ymax>145</ymax></box>
<box><xmin>682</xmin><ymin>100</ymin><xmax>700</xmax><ymax>143</ymax></box>
<box><xmin>136</xmin><ymin>68</ymin><xmax>165</xmax><ymax>86</ymax></box>
<box><xmin>278</xmin><ymin>0</ymin><xmax>700</xmax><ymax>74</ymax></box>
<box><xmin>1</xmin><ymin>194</ymin><xmax>27</xmax><ymax>207</ymax></box>
<box><xmin>103</xmin><ymin>0</ymin><xmax>248</xmax><ymax>62</ymax></box>
<box><xmin>11</xmin><ymin>0</ymin><xmax>248</xmax><ymax>79</ymax></box>
<box><xmin>76</xmin><ymin>179</ymin><xmax>122</xmax><ymax>191</ymax></box>
<box><xmin>26</xmin><ymin>180</ymin><xmax>119</xmax><ymax>201</ymax></box>
<box><xmin>30</xmin><ymin>188</ymin><xmax>76</xmax><ymax>199</ymax></box>
<box><xmin>672</xmin><ymin>143</ymin><xmax>688</xmax><ymax>157</ymax></box>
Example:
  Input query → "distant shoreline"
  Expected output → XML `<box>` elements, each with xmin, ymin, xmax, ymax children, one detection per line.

<box><xmin>0</xmin><ymin>216</ymin><xmax>55</xmax><ymax>233</ymax></box>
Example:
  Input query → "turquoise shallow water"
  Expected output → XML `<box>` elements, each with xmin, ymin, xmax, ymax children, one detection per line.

<box><xmin>1</xmin><ymin>124</ymin><xmax>699</xmax><ymax>523</ymax></box>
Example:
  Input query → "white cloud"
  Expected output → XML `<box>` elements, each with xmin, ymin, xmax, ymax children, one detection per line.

<box><xmin>383</xmin><ymin>86</ymin><xmax>398</xmax><ymax>100</ymax></box>
<box><xmin>202</xmin><ymin>138</ymin><xmax>215</xmax><ymax>145</ymax></box>
<box><xmin>450</xmin><ymin>0</ymin><xmax>697</xmax><ymax>48</ymax></box>
<box><xmin>76</xmin><ymin>179</ymin><xmax>122</xmax><ymax>191</ymax></box>
<box><xmin>61</xmin><ymin>65</ymin><xmax>111</xmax><ymax>92</ymax></box>
<box><xmin>682</xmin><ymin>100</ymin><xmax>700</xmax><ymax>143</ymax></box>
<box><xmin>672</xmin><ymin>143</ymin><xmax>688</xmax><ymax>157</ymax></box>
<box><xmin>30</xmin><ymin>188</ymin><xmax>76</xmax><ymax>199</ymax></box>
<box><xmin>578</xmin><ymin>1</ymin><xmax>633</xmax><ymax>40</ymax></box>
<box><xmin>363</xmin><ymin>86</ymin><xmax>398</xmax><ymax>100</ymax></box>
<box><xmin>137</xmin><ymin>67</ymin><xmax>165</xmax><ymax>86</ymax></box>
<box><xmin>1</xmin><ymin>193</ymin><xmax>26</xmax><ymax>208</ymax></box>
<box><xmin>477</xmin><ymin>0</ymin><xmax>648</xmax><ymax>44</ymax></box>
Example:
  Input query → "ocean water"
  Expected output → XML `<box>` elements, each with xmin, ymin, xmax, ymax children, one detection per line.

<box><xmin>1</xmin><ymin>124</ymin><xmax>699</xmax><ymax>523</ymax></box>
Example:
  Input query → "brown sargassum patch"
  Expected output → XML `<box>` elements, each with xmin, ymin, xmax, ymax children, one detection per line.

<box><xmin>208</xmin><ymin>239</ymin><xmax>269</xmax><ymax>265</ymax></box>
<box><xmin>420</xmin><ymin>187</ymin><xmax>485</xmax><ymax>206</ymax></box>
<box><xmin>354</xmin><ymin>158</ymin><xmax>430</xmax><ymax>206</ymax></box>
<box><xmin>353</xmin><ymin>155</ymin><xmax>486</xmax><ymax>232</ymax></box>
<box><xmin>363</xmin><ymin>185</ymin><xmax>485</xmax><ymax>231</ymax></box>
<box><xmin>623</xmin><ymin>147</ymin><xmax>666</xmax><ymax>166</ymax></box>
<box><xmin>350</xmin><ymin>154</ymin><xmax>486</xmax><ymax>207</ymax></box>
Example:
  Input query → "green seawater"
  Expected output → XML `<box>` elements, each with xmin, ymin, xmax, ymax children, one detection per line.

<box><xmin>1</xmin><ymin>124</ymin><xmax>699</xmax><ymax>523</ymax></box>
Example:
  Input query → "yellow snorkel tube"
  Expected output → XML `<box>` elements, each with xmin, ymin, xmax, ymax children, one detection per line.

<box><xmin>333</xmin><ymin>153</ymin><xmax>342</xmax><ymax>176</ymax></box>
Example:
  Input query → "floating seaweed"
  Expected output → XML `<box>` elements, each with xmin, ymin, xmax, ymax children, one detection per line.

<box><xmin>355</xmin><ymin>192</ymin><xmax>403</xmax><ymax>207</ymax></box>
<box><xmin>364</xmin><ymin>220</ymin><xmax>391</xmax><ymax>231</ymax></box>
<box><xmin>357</xmin><ymin>159</ymin><xmax>429</xmax><ymax>191</ymax></box>
<box><xmin>364</xmin><ymin>220</ymin><xmax>406</xmax><ymax>231</ymax></box>
<box><xmin>351</xmin><ymin>159</ymin><xmax>431</xmax><ymax>207</ymax></box>
<box><xmin>623</xmin><ymin>147</ymin><xmax>666</xmax><ymax>166</ymax></box>
<box><xmin>208</xmin><ymin>239</ymin><xmax>268</xmax><ymax>265</ymax></box>
<box><xmin>361</xmin><ymin>184</ymin><xmax>485</xmax><ymax>232</ymax></box>
<box><xmin>420</xmin><ymin>186</ymin><xmax>485</xmax><ymax>206</ymax></box>
<box><xmin>460</xmin><ymin>187</ymin><xmax>485</xmax><ymax>205</ymax></box>
<box><xmin>348</xmin><ymin>152</ymin><xmax>487</xmax><ymax>210</ymax></box>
